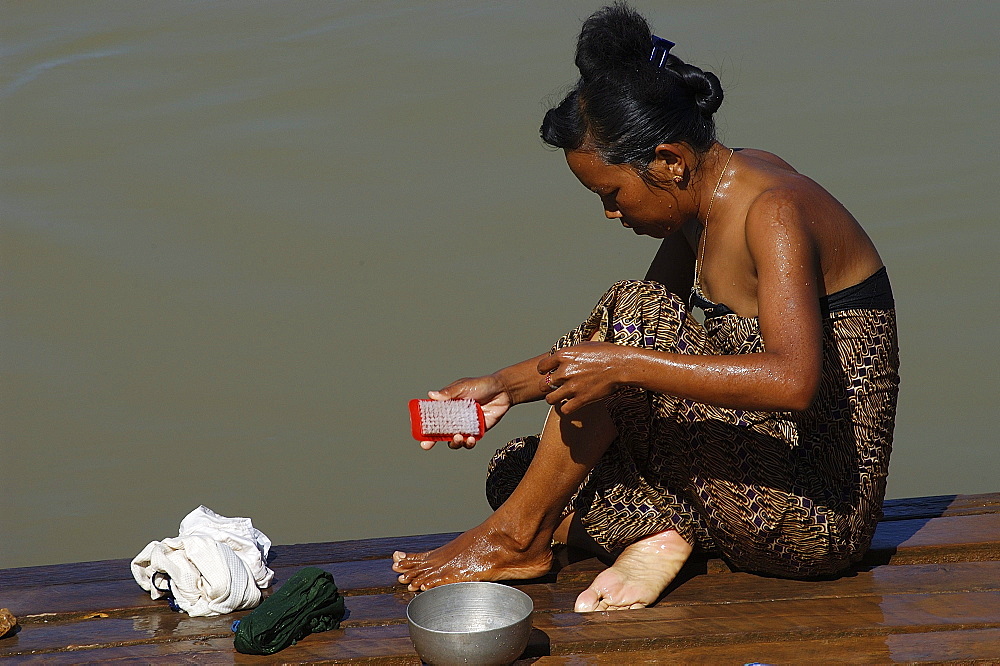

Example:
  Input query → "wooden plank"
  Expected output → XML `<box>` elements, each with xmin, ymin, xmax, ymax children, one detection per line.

<box><xmin>6</xmin><ymin>509</ymin><xmax>1000</xmax><ymax>622</ymax></box>
<box><xmin>523</xmin><ymin>559</ymin><xmax>1000</xmax><ymax>617</ymax></box>
<box><xmin>0</xmin><ymin>533</ymin><xmax>461</xmax><ymax>591</ymax></box>
<box><xmin>3</xmin><ymin>557</ymin><xmax>410</xmax><ymax>621</ymax></box>
<box><xmin>3</xmin><ymin>548</ymin><xmax>593</xmax><ymax>621</ymax></box>
<box><xmin>535</xmin><ymin>627</ymin><xmax>1000</xmax><ymax>664</ymax></box>
<box><xmin>3</xmin><ymin>492</ymin><xmax>1000</xmax><ymax>663</ymax></box>
<box><xmin>866</xmin><ymin>512</ymin><xmax>1000</xmax><ymax>565</ymax></box>
<box><xmin>10</xmin><ymin>546</ymin><xmax>999</xmax><ymax>631</ymax></box>
<box><xmin>7</xmin><ymin>489</ymin><xmax>999</xmax><ymax>593</ymax></box>
<box><xmin>267</xmin><ymin>533</ymin><xmax>462</xmax><ymax>567</ymax></box>
<box><xmin>0</xmin><ymin>593</ymin><xmax>415</xmax><ymax>658</ymax></box>
<box><xmin>5</xmin><ymin>492</ymin><xmax>998</xmax><ymax>595</ymax></box>
<box><xmin>529</xmin><ymin>591</ymin><xmax>1000</xmax><ymax>655</ymax></box>
<box><xmin>18</xmin><ymin>624</ymin><xmax>1000</xmax><ymax>665</ymax></box>
<box><xmin>7</xmin><ymin>564</ymin><xmax>1000</xmax><ymax>660</ymax></box>
<box><xmin>0</xmin><ymin>614</ymin><xmax>239</xmax><ymax>658</ymax></box>
<box><xmin>881</xmin><ymin>491</ymin><xmax>1000</xmax><ymax>521</ymax></box>
<box><xmin>1</xmin><ymin>624</ymin><xmax>423</xmax><ymax>663</ymax></box>
<box><xmin>0</xmin><ymin>559</ymin><xmax>133</xmax><ymax>592</ymax></box>
<box><xmin>9</xmin><ymin>590</ymin><xmax>1000</xmax><ymax>662</ymax></box>
<box><xmin>0</xmin><ymin>637</ymin><xmax>243</xmax><ymax>665</ymax></box>
<box><xmin>650</xmin><ymin>559</ymin><xmax>1000</xmax><ymax>608</ymax></box>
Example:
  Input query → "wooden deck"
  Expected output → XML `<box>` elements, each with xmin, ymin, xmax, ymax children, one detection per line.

<box><xmin>2</xmin><ymin>492</ymin><xmax>1000</xmax><ymax>663</ymax></box>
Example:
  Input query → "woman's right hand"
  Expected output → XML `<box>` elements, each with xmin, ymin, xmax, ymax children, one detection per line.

<box><xmin>419</xmin><ymin>374</ymin><xmax>512</xmax><ymax>450</ymax></box>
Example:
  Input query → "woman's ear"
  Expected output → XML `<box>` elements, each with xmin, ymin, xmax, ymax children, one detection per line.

<box><xmin>653</xmin><ymin>143</ymin><xmax>692</xmax><ymax>184</ymax></box>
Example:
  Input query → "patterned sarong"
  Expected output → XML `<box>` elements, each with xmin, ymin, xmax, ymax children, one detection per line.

<box><xmin>486</xmin><ymin>280</ymin><xmax>899</xmax><ymax>577</ymax></box>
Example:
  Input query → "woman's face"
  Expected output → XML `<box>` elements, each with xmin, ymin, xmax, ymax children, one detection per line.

<box><xmin>565</xmin><ymin>149</ymin><xmax>686</xmax><ymax>238</ymax></box>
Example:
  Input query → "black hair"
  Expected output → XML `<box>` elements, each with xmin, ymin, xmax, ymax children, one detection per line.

<box><xmin>540</xmin><ymin>2</ymin><xmax>723</xmax><ymax>185</ymax></box>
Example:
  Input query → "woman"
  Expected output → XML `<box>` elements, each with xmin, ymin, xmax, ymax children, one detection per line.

<box><xmin>393</xmin><ymin>2</ymin><xmax>899</xmax><ymax>612</ymax></box>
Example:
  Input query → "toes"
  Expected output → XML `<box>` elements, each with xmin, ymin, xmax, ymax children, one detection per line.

<box><xmin>417</xmin><ymin>576</ymin><xmax>449</xmax><ymax>592</ymax></box>
<box><xmin>403</xmin><ymin>550</ymin><xmax>430</xmax><ymax>565</ymax></box>
<box><xmin>393</xmin><ymin>551</ymin><xmax>436</xmax><ymax>587</ymax></box>
<box><xmin>392</xmin><ymin>550</ymin><xmax>432</xmax><ymax>572</ymax></box>
<box><xmin>403</xmin><ymin>569</ymin><xmax>428</xmax><ymax>591</ymax></box>
<box><xmin>398</xmin><ymin>563</ymin><xmax>433</xmax><ymax>587</ymax></box>
<box><xmin>396</xmin><ymin>564</ymin><xmax>424</xmax><ymax>584</ymax></box>
<box><xmin>391</xmin><ymin>558</ymin><xmax>413</xmax><ymax>573</ymax></box>
<box><xmin>405</xmin><ymin>568</ymin><xmax>457</xmax><ymax>593</ymax></box>
<box><xmin>406</xmin><ymin>574</ymin><xmax>438</xmax><ymax>592</ymax></box>
<box><xmin>574</xmin><ymin>587</ymin><xmax>601</xmax><ymax>613</ymax></box>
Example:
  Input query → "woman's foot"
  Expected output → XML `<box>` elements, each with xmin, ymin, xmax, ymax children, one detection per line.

<box><xmin>574</xmin><ymin>529</ymin><xmax>693</xmax><ymax>612</ymax></box>
<box><xmin>392</xmin><ymin>514</ymin><xmax>554</xmax><ymax>592</ymax></box>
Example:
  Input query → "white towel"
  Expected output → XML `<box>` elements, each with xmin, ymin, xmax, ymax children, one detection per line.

<box><xmin>131</xmin><ymin>506</ymin><xmax>274</xmax><ymax>617</ymax></box>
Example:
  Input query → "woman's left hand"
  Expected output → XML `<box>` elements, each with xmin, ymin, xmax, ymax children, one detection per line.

<box><xmin>536</xmin><ymin>342</ymin><xmax>630</xmax><ymax>414</ymax></box>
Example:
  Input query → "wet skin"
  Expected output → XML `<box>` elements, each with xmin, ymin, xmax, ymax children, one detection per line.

<box><xmin>394</xmin><ymin>142</ymin><xmax>887</xmax><ymax>607</ymax></box>
<box><xmin>394</xmin><ymin>401</ymin><xmax>617</xmax><ymax>592</ymax></box>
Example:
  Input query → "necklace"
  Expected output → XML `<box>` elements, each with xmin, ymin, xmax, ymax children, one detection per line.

<box><xmin>695</xmin><ymin>147</ymin><xmax>736</xmax><ymax>290</ymax></box>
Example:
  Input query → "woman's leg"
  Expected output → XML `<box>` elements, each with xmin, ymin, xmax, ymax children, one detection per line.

<box><xmin>395</xmin><ymin>398</ymin><xmax>698</xmax><ymax>608</ymax></box>
<box><xmin>392</xmin><ymin>400</ymin><xmax>618</xmax><ymax>591</ymax></box>
<box><xmin>396</xmin><ymin>281</ymin><xmax>707</xmax><ymax>601</ymax></box>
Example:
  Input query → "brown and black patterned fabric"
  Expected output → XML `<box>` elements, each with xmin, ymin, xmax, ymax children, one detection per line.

<box><xmin>486</xmin><ymin>280</ymin><xmax>899</xmax><ymax>578</ymax></box>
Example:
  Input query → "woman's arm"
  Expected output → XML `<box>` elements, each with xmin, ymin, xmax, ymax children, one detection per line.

<box><xmin>417</xmin><ymin>353</ymin><xmax>550</xmax><ymax>450</ymax></box>
<box><xmin>492</xmin><ymin>353</ymin><xmax>551</xmax><ymax>405</ymax></box>
<box><xmin>540</xmin><ymin>190</ymin><xmax>824</xmax><ymax>414</ymax></box>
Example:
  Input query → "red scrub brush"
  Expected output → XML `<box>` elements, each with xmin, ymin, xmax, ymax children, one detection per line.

<box><xmin>409</xmin><ymin>398</ymin><xmax>486</xmax><ymax>441</ymax></box>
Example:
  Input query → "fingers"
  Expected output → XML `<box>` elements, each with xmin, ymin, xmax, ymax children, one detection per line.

<box><xmin>544</xmin><ymin>382</ymin><xmax>566</xmax><ymax>404</ymax></box>
<box><xmin>548</xmin><ymin>395</ymin><xmax>582</xmax><ymax>415</ymax></box>
<box><xmin>447</xmin><ymin>435</ymin><xmax>476</xmax><ymax>450</ymax></box>
<box><xmin>540</xmin><ymin>365</ymin><xmax>579</xmax><ymax>413</ymax></box>
<box><xmin>430</xmin><ymin>378</ymin><xmax>474</xmax><ymax>400</ymax></box>
<box><xmin>431</xmin><ymin>375</ymin><xmax>504</xmax><ymax>405</ymax></box>
<box><xmin>540</xmin><ymin>369</ymin><xmax>558</xmax><ymax>395</ymax></box>
<box><xmin>544</xmin><ymin>384</ymin><xmax>590</xmax><ymax>415</ymax></box>
<box><xmin>539</xmin><ymin>351</ymin><xmax>566</xmax><ymax>394</ymax></box>
<box><xmin>421</xmin><ymin>435</ymin><xmax>476</xmax><ymax>450</ymax></box>
<box><xmin>537</xmin><ymin>353</ymin><xmax>558</xmax><ymax>374</ymax></box>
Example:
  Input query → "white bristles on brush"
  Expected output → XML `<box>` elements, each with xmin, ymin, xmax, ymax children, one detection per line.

<box><xmin>409</xmin><ymin>398</ymin><xmax>485</xmax><ymax>440</ymax></box>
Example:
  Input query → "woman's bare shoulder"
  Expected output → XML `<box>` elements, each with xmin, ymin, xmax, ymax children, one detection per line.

<box><xmin>736</xmin><ymin>148</ymin><xmax>798</xmax><ymax>173</ymax></box>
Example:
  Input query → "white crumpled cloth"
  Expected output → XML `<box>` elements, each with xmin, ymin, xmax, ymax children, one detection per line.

<box><xmin>131</xmin><ymin>506</ymin><xmax>275</xmax><ymax>617</ymax></box>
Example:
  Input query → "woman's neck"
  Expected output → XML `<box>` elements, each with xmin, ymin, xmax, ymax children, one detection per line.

<box><xmin>692</xmin><ymin>143</ymin><xmax>734</xmax><ymax>226</ymax></box>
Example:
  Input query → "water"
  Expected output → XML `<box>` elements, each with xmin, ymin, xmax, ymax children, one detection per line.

<box><xmin>2</xmin><ymin>0</ymin><xmax>998</xmax><ymax>569</ymax></box>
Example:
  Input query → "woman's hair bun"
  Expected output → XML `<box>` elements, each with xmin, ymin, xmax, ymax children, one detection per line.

<box><xmin>672</xmin><ymin>65</ymin><xmax>724</xmax><ymax>117</ymax></box>
<box><xmin>697</xmin><ymin>72</ymin><xmax>724</xmax><ymax>116</ymax></box>
<box><xmin>574</xmin><ymin>2</ymin><xmax>652</xmax><ymax>81</ymax></box>
<box><xmin>541</xmin><ymin>2</ymin><xmax>724</xmax><ymax>171</ymax></box>
<box><xmin>573</xmin><ymin>2</ymin><xmax>724</xmax><ymax>119</ymax></box>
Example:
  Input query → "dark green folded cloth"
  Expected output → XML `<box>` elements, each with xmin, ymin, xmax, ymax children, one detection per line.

<box><xmin>234</xmin><ymin>566</ymin><xmax>345</xmax><ymax>655</ymax></box>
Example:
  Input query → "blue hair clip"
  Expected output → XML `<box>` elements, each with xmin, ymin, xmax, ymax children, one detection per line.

<box><xmin>650</xmin><ymin>35</ymin><xmax>675</xmax><ymax>69</ymax></box>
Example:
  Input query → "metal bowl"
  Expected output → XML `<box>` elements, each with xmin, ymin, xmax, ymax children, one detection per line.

<box><xmin>406</xmin><ymin>581</ymin><xmax>534</xmax><ymax>665</ymax></box>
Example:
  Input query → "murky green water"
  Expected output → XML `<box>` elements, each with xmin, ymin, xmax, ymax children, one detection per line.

<box><xmin>2</xmin><ymin>1</ymin><xmax>998</xmax><ymax>568</ymax></box>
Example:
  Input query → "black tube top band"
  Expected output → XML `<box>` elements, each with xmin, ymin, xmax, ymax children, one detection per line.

<box><xmin>690</xmin><ymin>267</ymin><xmax>894</xmax><ymax>319</ymax></box>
